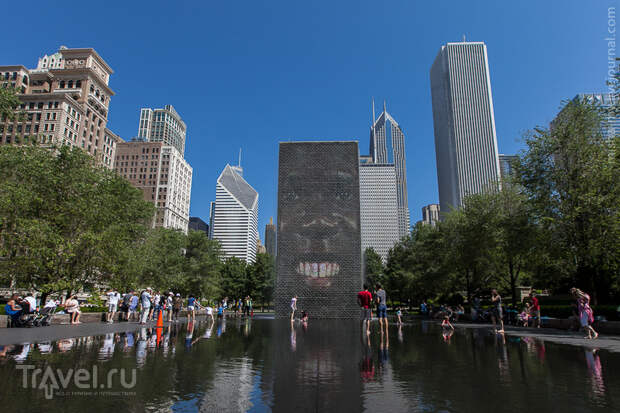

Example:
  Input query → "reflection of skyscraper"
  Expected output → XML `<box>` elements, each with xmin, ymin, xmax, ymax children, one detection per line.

<box><xmin>275</xmin><ymin>141</ymin><xmax>362</xmax><ymax>318</ymax></box>
<box><xmin>211</xmin><ymin>164</ymin><xmax>259</xmax><ymax>263</ymax></box>
<box><xmin>265</xmin><ymin>217</ymin><xmax>276</xmax><ymax>257</ymax></box>
<box><xmin>369</xmin><ymin>102</ymin><xmax>410</xmax><ymax>237</ymax></box>
<box><xmin>430</xmin><ymin>41</ymin><xmax>501</xmax><ymax>215</ymax></box>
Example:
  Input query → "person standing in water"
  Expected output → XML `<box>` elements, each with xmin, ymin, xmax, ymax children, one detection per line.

<box><xmin>375</xmin><ymin>283</ymin><xmax>388</xmax><ymax>335</ymax></box>
<box><xmin>290</xmin><ymin>295</ymin><xmax>297</xmax><ymax>321</ymax></box>
<box><xmin>571</xmin><ymin>288</ymin><xmax>598</xmax><ymax>339</ymax></box>
<box><xmin>491</xmin><ymin>289</ymin><xmax>504</xmax><ymax>333</ymax></box>
<box><xmin>357</xmin><ymin>284</ymin><xmax>373</xmax><ymax>336</ymax></box>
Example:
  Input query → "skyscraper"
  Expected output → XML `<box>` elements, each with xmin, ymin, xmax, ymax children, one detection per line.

<box><xmin>211</xmin><ymin>164</ymin><xmax>259</xmax><ymax>263</ymax></box>
<box><xmin>115</xmin><ymin>140</ymin><xmax>193</xmax><ymax>233</ymax></box>
<box><xmin>430</xmin><ymin>41</ymin><xmax>501</xmax><ymax>215</ymax></box>
<box><xmin>264</xmin><ymin>217</ymin><xmax>276</xmax><ymax>257</ymax></box>
<box><xmin>572</xmin><ymin>93</ymin><xmax>618</xmax><ymax>141</ymax></box>
<box><xmin>498</xmin><ymin>154</ymin><xmax>518</xmax><ymax>181</ymax></box>
<box><xmin>359</xmin><ymin>163</ymin><xmax>399</xmax><ymax>263</ymax></box>
<box><xmin>189</xmin><ymin>217</ymin><xmax>209</xmax><ymax>234</ymax></box>
<box><xmin>421</xmin><ymin>204</ymin><xmax>440</xmax><ymax>227</ymax></box>
<box><xmin>369</xmin><ymin>102</ymin><xmax>410</xmax><ymax>237</ymax></box>
<box><xmin>137</xmin><ymin>105</ymin><xmax>187</xmax><ymax>156</ymax></box>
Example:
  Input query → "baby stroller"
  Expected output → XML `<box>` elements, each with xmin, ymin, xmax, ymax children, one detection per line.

<box><xmin>33</xmin><ymin>305</ymin><xmax>57</xmax><ymax>327</ymax></box>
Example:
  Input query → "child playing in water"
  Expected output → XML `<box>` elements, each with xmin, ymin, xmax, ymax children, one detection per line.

<box><xmin>301</xmin><ymin>310</ymin><xmax>308</xmax><ymax>322</ymax></box>
<box><xmin>519</xmin><ymin>302</ymin><xmax>531</xmax><ymax>327</ymax></box>
<box><xmin>441</xmin><ymin>315</ymin><xmax>454</xmax><ymax>330</ymax></box>
<box><xmin>396</xmin><ymin>307</ymin><xmax>403</xmax><ymax>325</ymax></box>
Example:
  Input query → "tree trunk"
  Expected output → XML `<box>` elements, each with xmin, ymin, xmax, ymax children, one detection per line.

<box><xmin>509</xmin><ymin>260</ymin><xmax>517</xmax><ymax>307</ymax></box>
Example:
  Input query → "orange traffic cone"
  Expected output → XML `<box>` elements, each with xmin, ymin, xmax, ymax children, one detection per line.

<box><xmin>156</xmin><ymin>309</ymin><xmax>164</xmax><ymax>328</ymax></box>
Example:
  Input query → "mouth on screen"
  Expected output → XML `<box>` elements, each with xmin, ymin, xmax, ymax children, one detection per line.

<box><xmin>296</xmin><ymin>261</ymin><xmax>340</xmax><ymax>288</ymax></box>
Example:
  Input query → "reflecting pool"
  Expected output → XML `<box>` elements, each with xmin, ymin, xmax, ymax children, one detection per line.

<box><xmin>0</xmin><ymin>318</ymin><xmax>618</xmax><ymax>412</ymax></box>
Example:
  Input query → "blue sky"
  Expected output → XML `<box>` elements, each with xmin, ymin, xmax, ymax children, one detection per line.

<box><xmin>4</xmin><ymin>1</ymin><xmax>614</xmax><ymax>239</ymax></box>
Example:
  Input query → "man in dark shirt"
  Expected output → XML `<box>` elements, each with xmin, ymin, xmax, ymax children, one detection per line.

<box><xmin>357</xmin><ymin>284</ymin><xmax>372</xmax><ymax>335</ymax></box>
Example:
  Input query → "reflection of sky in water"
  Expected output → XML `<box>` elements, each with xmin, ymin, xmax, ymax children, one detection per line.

<box><xmin>0</xmin><ymin>320</ymin><xmax>618</xmax><ymax>412</ymax></box>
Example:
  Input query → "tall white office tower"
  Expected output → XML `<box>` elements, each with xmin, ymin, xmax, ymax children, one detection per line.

<box><xmin>430</xmin><ymin>41</ymin><xmax>501</xmax><ymax>216</ymax></box>
<box><xmin>369</xmin><ymin>102</ymin><xmax>410</xmax><ymax>237</ymax></box>
<box><xmin>211</xmin><ymin>164</ymin><xmax>259</xmax><ymax>263</ymax></box>
<box><xmin>359</xmin><ymin>164</ymin><xmax>399</xmax><ymax>263</ymax></box>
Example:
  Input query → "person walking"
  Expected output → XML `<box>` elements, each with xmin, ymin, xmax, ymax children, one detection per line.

<box><xmin>357</xmin><ymin>284</ymin><xmax>372</xmax><ymax>335</ymax></box>
<box><xmin>106</xmin><ymin>289</ymin><xmax>121</xmax><ymax>323</ymax></box>
<box><xmin>290</xmin><ymin>295</ymin><xmax>298</xmax><ymax>321</ymax></box>
<box><xmin>375</xmin><ymin>283</ymin><xmax>388</xmax><ymax>335</ymax></box>
<box><xmin>491</xmin><ymin>289</ymin><xmax>504</xmax><ymax>333</ymax></box>
<box><xmin>571</xmin><ymin>288</ymin><xmax>599</xmax><ymax>339</ymax></box>
<box><xmin>529</xmin><ymin>292</ymin><xmax>541</xmax><ymax>328</ymax></box>
<box><xmin>140</xmin><ymin>288</ymin><xmax>152</xmax><ymax>325</ymax></box>
<box><xmin>121</xmin><ymin>291</ymin><xmax>133</xmax><ymax>321</ymax></box>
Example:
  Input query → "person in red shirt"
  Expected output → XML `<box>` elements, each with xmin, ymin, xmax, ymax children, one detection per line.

<box><xmin>529</xmin><ymin>292</ymin><xmax>541</xmax><ymax>328</ymax></box>
<box><xmin>357</xmin><ymin>284</ymin><xmax>372</xmax><ymax>335</ymax></box>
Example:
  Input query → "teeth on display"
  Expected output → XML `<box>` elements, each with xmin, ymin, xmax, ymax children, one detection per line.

<box><xmin>297</xmin><ymin>262</ymin><xmax>340</xmax><ymax>277</ymax></box>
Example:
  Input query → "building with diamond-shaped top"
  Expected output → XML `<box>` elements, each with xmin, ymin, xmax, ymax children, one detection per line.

<box><xmin>210</xmin><ymin>164</ymin><xmax>259</xmax><ymax>263</ymax></box>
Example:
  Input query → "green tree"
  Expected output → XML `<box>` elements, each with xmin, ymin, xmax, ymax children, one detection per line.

<box><xmin>184</xmin><ymin>230</ymin><xmax>222</xmax><ymax>298</ymax></box>
<box><xmin>363</xmin><ymin>247</ymin><xmax>384</xmax><ymax>287</ymax></box>
<box><xmin>220</xmin><ymin>256</ymin><xmax>247</xmax><ymax>299</ymax></box>
<box><xmin>140</xmin><ymin>227</ymin><xmax>187</xmax><ymax>292</ymax></box>
<box><xmin>515</xmin><ymin>98</ymin><xmax>620</xmax><ymax>303</ymax></box>
<box><xmin>246</xmin><ymin>253</ymin><xmax>275</xmax><ymax>309</ymax></box>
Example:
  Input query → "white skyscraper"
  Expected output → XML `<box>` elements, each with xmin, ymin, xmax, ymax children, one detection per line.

<box><xmin>137</xmin><ymin>105</ymin><xmax>187</xmax><ymax>156</ymax></box>
<box><xmin>211</xmin><ymin>164</ymin><xmax>259</xmax><ymax>263</ymax></box>
<box><xmin>359</xmin><ymin>164</ymin><xmax>399</xmax><ymax>263</ymax></box>
<box><xmin>430</xmin><ymin>41</ymin><xmax>501</xmax><ymax>215</ymax></box>
<box><xmin>369</xmin><ymin>102</ymin><xmax>410</xmax><ymax>237</ymax></box>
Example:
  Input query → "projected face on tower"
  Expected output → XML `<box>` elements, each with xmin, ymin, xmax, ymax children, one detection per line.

<box><xmin>277</xmin><ymin>142</ymin><xmax>360</xmax><ymax>290</ymax></box>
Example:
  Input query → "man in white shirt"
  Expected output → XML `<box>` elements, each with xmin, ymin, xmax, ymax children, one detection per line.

<box><xmin>24</xmin><ymin>293</ymin><xmax>37</xmax><ymax>314</ymax></box>
<box><xmin>106</xmin><ymin>290</ymin><xmax>121</xmax><ymax>323</ymax></box>
<box><xmin>206</xmin><ymin>306</ymin><xmax>214</xmax><ymax>321</ymax></box>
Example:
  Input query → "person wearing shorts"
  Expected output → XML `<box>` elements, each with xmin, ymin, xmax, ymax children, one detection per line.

<box><xmin>290</xmin><ymin>295</ymin><xmax>297</xmax><ymax>321</ymax></box>
<box><xmin>187</xmin><ymin>295</ymin><xmax>196</xmax><ymax>321</ymax></box>
<box><xmin>375</xmin><ymin>283</ymin><xmax>388</xmax><ymax>334</ymax></box>
<box><xmin>357</xmin><ymin>284</ymin><xmax>372</xmax><ymax>335</ymax></box>
<box><xmin>529</xmin><ymin>292</ymin><xmax>541</xmax><ymax>328</ymax></box>
<box><xmin>106</xmin><ymin>290</ymin><xmax>120</xmax><ymax>323</ymax></box>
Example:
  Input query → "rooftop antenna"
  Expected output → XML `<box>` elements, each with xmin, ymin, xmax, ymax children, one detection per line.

<box><xmin>383</xmin><ymin>99</ymin><xmax>386</xmax><ymax>113</ymax></box>
<box><xmin>372</xmin><ymin>97</ymin><xmax>376</xmax><ymax>125</ymax></box>
<box><xmin>238</xmin><ymin>147</ymin><xmax>242</xmax><ymax>167</ymax></box>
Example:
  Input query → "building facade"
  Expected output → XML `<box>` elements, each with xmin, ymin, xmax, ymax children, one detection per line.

<box><xmin>430</xmin><ymin>41</ymin><xmax>501</xmax><ymax>216</ymax></box>
<box><xmin>359</xmin><ymin>163</ymin><xmax>399</xmax><ymax>263</ymax></box>
<box><xmin>114</xmin><ymin>141</ymin><xmax>192</xmax><ymax>233</ymax></box>
<box><xmin>498</xmin><ymin>154</ymin><xmax>518</xmax><ymax>181</ymax></box>
<box><xmin>275</xmin><ymin>141</ymin><xmax>362</xmax><ymax>319</ymax></box>
<box><xmin>0</xmin><ymin>47</ymin><xmax>120</xmax><ymax>168</ymax></box>
<box><xmin>264</xmin><ymin>217</ymin><xmax>276</xmax><ymax>257</ymax></box>
<box><xmin>189</xmin><ymin>217</ymin><xmax>209</xmax><ymax>234</ymax></box>
<box><xmin>211</xmin><ymin>164</ymin><xmax>259</xmax><ymax>263</ymax></box>
<box><xmin>573</xmin><ymin>93</ymin><xmax>618</xmax><ymax>141</ymax></box>
<box><xmin>137</xmin><ymin>105</ymin><xmax>187</xmax><ymax>156</ymax></box>
<box><xmin>369</xmin><ymin>103</ymin><xmax>410</xmax><ymax>237</ymax></box>
<box><xmin>421</xmin><ymin>203</ymin><xmax>440</xmax><ymax>227</ymax></box>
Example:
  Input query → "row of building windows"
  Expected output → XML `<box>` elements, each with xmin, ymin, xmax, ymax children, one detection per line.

<box><xmin>58</xmin><ymin>80</ymin><xmax>82</xmax><ymax>89</ymax></box>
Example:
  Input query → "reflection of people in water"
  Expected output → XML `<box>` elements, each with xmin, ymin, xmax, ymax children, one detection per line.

<box><xmin>378</xmin><ymin>330</ymin><xmax>389</xmax><ymax>369</ymax></box>
<box><xmin>585</xmin><ymin>349</ymin><xmax>605</xmax><ymax>397</ymax></box>
<box><xmin>13</xmin><ymin>343</ymin><xmax>31</xmax><ymax>362</ymax></box>
<box><xmin>0</xmin><ymin>345</ymin><xmax>14</xmax><ymax>358</ymax></box>
<box><xmin>99</xmin><ymin>333</ymin><xmax>116</xmax><ymax>360</ymax></box>
<box><xmin>397</xmin><ymin>324</ymin><xmax>403</xmax><ymax>343</ymax></box>
<box><xmin>185</xmin><ymin>321</ymin><xmax>195</xmax><ymax>349</ymax></box>
<box><xmin>442</xmin><ymin>328</ymin><xmax>454</xmax><ymax>342</ymax></box>
<box><xmin>495</xmin><ymin>331</ymin><xmax>510</xmax><ymax>382</ymax></box>
<box><xmin>359</xmin><ymin>329</ymin><xmax>374</xmax><ymax>382</ymax></box>
<box><xmin>136</xmin><ymin>327</ymin><xmax>148</xmax><ymax>366</ymax></box>
<box><xmin>57</xmin><ymin>338</ymin><xmax>75</xmax><ymax>353</ymax></box>
<box><xmin>290</xmin><ymin>319</ymin><xmax>297</xmax><ymax>351</ymax></box>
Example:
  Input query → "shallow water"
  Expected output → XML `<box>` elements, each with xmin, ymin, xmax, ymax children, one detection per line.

<box><xmin>0</xmin><ymin>318</ymin><xmax>618</xmax><ymax>412</ymax></box>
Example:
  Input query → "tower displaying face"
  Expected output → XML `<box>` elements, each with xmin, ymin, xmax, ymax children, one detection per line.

<box><xmin>275</xmin><ymin>141</ymin><xmax>362</xmax><ymax>318</ymax></box>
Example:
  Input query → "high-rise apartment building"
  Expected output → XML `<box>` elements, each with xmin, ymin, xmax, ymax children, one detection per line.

<box><xmin>359</xmin><ymin>163</ymin><xmax>399</xmax><ymax>263</ymax></box>
<box><xmin>430</xmin><ymin>41</ymin><xmax>501</xmax><ymax>215</ymax></box>
<box><xmin>0</xmin><ymin>46</ymin><xmax>121</xmax><ymax>168</ymax></box>
<box><xmin>369</xmin><ymin>102</ymin><xmax>410</xmax><ymax>237</ymax></box>
<box><xmin>114</xmin><ymin>141</ymin><xmax>192</xmax><ymax>233</ymax></box>
<box><xmin>211</xmin><ymin>164</ymin><xmax>259</xmax><ymax>263</ymax></box>
<box><xmin>137</xmin><ymin>105</ymin><xmax>187</xmax><ymax>156</ymax></box>
<box><xmin>421</xmin><ymin>204</ymin><xmax>440</xmax><ymax>227</ymax></box>
<box><xmin>264</xmin><ymin>217</ymin><xmax>276</xmax><ymax>257</ymax></box>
